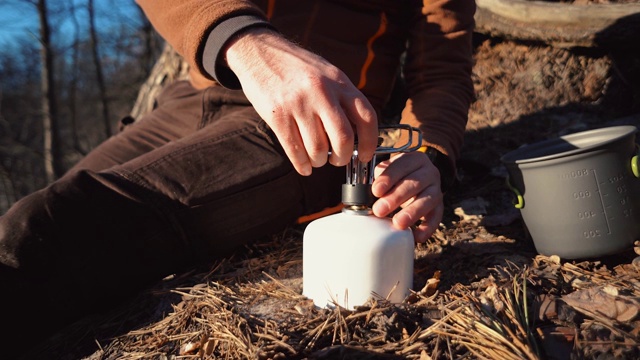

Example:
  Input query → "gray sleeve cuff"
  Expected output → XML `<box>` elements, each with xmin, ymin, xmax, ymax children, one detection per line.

<box><xmin>202</xmin><ymin>15</ymin><xmax>274</xmax><ymax>89</ymax></box>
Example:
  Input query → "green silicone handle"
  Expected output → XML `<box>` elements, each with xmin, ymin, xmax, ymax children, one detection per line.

<box><xmin>506</xmin><ymin>176</ymin><xmax>524</xmax><ymax>209</ymax></box>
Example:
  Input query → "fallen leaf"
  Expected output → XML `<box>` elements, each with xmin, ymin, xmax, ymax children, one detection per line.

<box><xmin>420</xmin><ymin>350</ymin><xmax>432</xmax><ymax>360</ymax></box>
<box><xmin>562</xmin><ymin>286</ymin><xmax>640</xmax><ymax>323</ymax></box>
<box><xmin>180</xmin><ymin>342</ymin><xmax>199</xmax><ymax>355</ymax></box>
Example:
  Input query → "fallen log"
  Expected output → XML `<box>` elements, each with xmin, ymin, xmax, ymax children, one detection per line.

<box><xmin>474</xmin><ymin>0</ymin><xmax>640</xmax><ymax>48</ymax></box>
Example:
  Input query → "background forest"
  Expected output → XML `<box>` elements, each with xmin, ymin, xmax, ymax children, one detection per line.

<box><xmin>0</xmin><ymin>0</ymin><xmax>163</xmax><ymax>214</ymax></box>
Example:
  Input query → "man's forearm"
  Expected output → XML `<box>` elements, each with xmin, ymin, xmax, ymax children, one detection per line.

<box><xmin>135</xmin><ymin>0</ymin><xmax>268</xmax><ymax>84</ymax></box>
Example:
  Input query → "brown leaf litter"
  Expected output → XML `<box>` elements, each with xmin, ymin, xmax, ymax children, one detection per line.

<box><xmin>56</xmin><ymin>221</ymin><xmax>636</xmax><ymax>360</ymax></box>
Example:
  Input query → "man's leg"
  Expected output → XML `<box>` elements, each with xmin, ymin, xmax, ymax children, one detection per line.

<box><xmin>66</xmin><ymin>80</ymin><xmax>206</xmax><ymax>173</ymax></box>
<box><xmin>0</xmin><ymin>82</ymin><xmax>344</xmax><ymax>353</ymax></box>
<box><xmin>0</xmin><ymin>80</ymin><xmax>210</xmax><ymax>353</ymax></box>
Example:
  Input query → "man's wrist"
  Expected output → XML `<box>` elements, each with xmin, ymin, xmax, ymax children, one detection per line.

<box><xmin>224</xmin><ymin>27</ymin><xmax>280</xmax><ymax>68</ymax></box>
<box><xmin>419</xmin><ymin>146</ymin><xmax>455</xmax><ymax>193</ymax></box>
<box><xmin>202</xmin><ymin>15</ymin><xmax>275</xmax><ymax>89</ymax></box>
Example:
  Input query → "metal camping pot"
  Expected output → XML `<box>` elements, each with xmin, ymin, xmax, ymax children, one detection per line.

<box><xmin>501</xmin><ymin>125</ymin><xmax>640</xmax><ymax>259</ymax></box>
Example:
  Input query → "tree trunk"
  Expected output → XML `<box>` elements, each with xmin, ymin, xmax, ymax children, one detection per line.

<box><xmin>68</xmin><ymin>0</ymin><xmax>82</xmax><ymax>154</ymax></box>
<box><xmin>88</xmin><ymin>0</ymin><xmax>112</xmax><ymax>138</ymax></box>
<box><xmin>37</xmin><ymin>0</ymin><xmax>63</xmax><ymax>182</ymax></box>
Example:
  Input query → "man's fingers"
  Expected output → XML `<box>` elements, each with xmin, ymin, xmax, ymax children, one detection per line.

<box><xmin>369</xmin><ymin>151</ymin><xmax>444</xmax><ymax>242</ymax></box>
<box><xmin>270</xmin><ymin>116</ymin><xmax>313</xmax><ymax>176</ymax></box>
<box><xmin>372</xmin><ymin>152</ymin><xmax>431</xmax><ymax>199</ymax></box>
<box><xmin>319</xmin><ymin>108</ymin><xmax>355</xmax><ymax>167</ymax></box>
<box><xmin>302</xmin><ymin>92</ymin><xmax>376</xmax><ymax>168</ymax></box>
<box><xmin>411</xmin><ymin>204</ymin><xmax>444</xmax><ymax>243</ymax></box>
<box><xmin>344</xmin><ymin>95</ymin><xmax>378</xmax><ymax>162</ymax></box>
<box><xmin>390</xmin><ymin>189</ymin><xmax>439</xmax><ymax>228</ymax></box>
<box><xmin>297</xmin><ymin>115</ymin><xmax>330</xmax><ymax>168</ymax></box>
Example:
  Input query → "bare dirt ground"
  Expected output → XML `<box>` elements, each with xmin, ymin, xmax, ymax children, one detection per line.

<box><xmin>22</xmin><ymin>28</ymin><xmax>640</xmax><ymax>360</ymax></box>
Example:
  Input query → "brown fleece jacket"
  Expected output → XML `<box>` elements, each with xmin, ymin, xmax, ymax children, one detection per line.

<box><xmin>136</xmin><ymin>0</ymin><xmax>475</xmax><ymax>178</ymax></box>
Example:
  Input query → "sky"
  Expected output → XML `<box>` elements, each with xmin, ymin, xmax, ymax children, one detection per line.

<box><xmin>0</xmin><ymin>1</ymin><xmax>36</xmax><ymax>46</ymax></box>
<box><xmin>0</xmin><ymin>0</ymin><xmax>144</xmax><ymax>49</ymax></box>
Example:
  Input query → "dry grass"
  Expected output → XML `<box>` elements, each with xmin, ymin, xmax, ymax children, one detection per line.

<box><xmin>56</xmin><ymin>222</ymin><xmax>637</xmax><ymax>360</ymax></box>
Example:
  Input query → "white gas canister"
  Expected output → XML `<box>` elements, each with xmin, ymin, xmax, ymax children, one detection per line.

<box><xmin>302</xmin><ymin>124</ymin><xmax>422</xmax><ymax>309</ymax></box>
<box><xmin>302</xmin><ymin>207</ymin><xmax>414</xmax><ymax>309</ymax></box>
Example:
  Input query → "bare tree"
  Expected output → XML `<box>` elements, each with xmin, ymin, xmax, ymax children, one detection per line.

<box><xmin>37</xmin><ymin>0</ymin><xmax>63</xmax><ymax>182</ymax></box>
<box><xmin>88</xmin><ymin>0</ymin><xmax>112</xmax><ymax>139</ymax></box>
<box><xmin>65</xmin><ymin>0</ymin><xmax>83</xmax><ymax>153</ymax></box>
<box><xmin>0</xmin><ymin>0</ymin><xmax>164</xmax><ymax>212</ymax></box>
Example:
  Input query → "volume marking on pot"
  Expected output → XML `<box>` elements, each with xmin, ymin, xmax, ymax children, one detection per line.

<box><xmin>592</xmin><ymin>169</ymin><xmax>612</xmax><ymax>235</ymax></box>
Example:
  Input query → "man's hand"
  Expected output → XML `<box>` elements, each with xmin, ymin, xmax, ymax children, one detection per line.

<box><xmin>372</xmin><ymin>151</ymin><xmax>443</xmax><ymax>243</ymax></box>
<box><xmin>225</xmin><ymin>28</ymin><xmax>378</xmax><ymax>176</ymax></box>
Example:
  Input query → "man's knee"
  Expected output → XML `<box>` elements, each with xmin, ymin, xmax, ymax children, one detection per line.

<box><xmin>0</xmin><ymin>190</ymin><xmax>56</xmax><ymax>273</ymax></box>
<box><xmin>0</xmin><ymin>216</ymin><xmax>19</xmax><ymax>269</ymax></box>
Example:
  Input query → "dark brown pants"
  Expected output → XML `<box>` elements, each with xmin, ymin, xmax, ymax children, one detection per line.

<box><xmin>0</xmin><ymin>81</ymin><xmax>343</xmax><ymax>350</ymax></box>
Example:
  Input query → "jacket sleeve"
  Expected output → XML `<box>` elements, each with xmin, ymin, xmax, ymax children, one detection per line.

<box><xmin>400</xmin><ymin>0</ymin><xmax>476</xmax><ymax>180</ymax></box>
<box><xmin>136</xmin><ymin>0</ymin><xmax>271</xmax><ymax>88</ymax></box>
